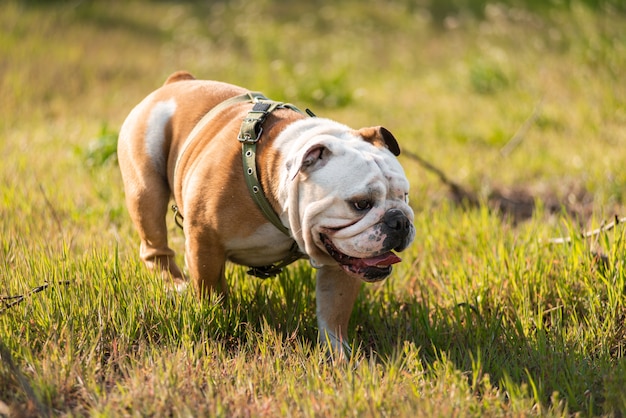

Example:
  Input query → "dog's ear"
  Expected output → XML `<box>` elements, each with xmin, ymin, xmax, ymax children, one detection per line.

<box><xmin>290</xmin><ymin>144</ymin><xmax>330</xmax><ymax>180</ymax></box>
<box><xmin>357</xmin><ymin>126</ymin><xmax>401</xmax><ymax>156</ymax></box>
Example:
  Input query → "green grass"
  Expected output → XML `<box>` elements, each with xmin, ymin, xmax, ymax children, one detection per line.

<box><xmin>1</xmin><ymin>0</ymin><xmax>626</xmax><ymax>416</ymax></box>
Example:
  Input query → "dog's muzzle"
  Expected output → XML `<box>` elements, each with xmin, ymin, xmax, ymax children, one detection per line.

<box><xmin>381</xmin><ymin>208</ymin><xmax>413</xmax><ymax>252</ymax></box>
<box><xmin>320</xmin><ymin>209</ymin><xmax>414</xmax><ymax>283</ymax></box>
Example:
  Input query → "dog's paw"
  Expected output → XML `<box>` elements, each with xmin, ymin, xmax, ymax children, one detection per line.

<box><xmin>172</xmin><ymin>278</ymin><xmax>189</xmax><ymax>293</ymax></box>
<box><xmin>161</xmin><ymin>272</ymin><xmax>189</xmax><ymax>294</ymax></box>
<box><xmin>318</xmin><ymin>331</ymin><xmax>355</xmax><ymax>365</ymax></box>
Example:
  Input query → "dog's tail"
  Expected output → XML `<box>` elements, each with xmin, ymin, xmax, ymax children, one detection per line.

<box><xmin>163</xmin><ymin>71</ymin><xmax>196</xmax><ymax>86</ymax></box>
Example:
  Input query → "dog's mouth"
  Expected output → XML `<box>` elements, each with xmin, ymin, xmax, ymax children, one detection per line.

<box><xmin>320</xmin><ymin>234</ymin><xmax>401</xmax><ymax>282</ymax></box>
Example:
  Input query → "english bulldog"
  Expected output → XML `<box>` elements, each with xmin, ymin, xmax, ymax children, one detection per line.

<box><xmin>117</xmin><ymin>71</ymin><xmax>415</xmax><ymax>356</ymax></box>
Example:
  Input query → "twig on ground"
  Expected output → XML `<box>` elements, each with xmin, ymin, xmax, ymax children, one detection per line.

<box><xmin>545</xmin><ymin>215</ymin><xmax>626</xmax><ymax>244</ymax></box>
<box><xmin>0</xmin><ymin>281</ymin><xmax>71</xmax><ymax>314</ymax></box>
<box><xmin>402</xmin><ymin>149</ymin><xmax>478</xmax><ymax>206</ymax></box>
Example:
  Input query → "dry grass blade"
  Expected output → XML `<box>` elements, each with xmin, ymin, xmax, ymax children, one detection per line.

<box><xmin>0</xmin><ymin>338</ymin><xmax>50</xmax><ymax>418</ymax></box>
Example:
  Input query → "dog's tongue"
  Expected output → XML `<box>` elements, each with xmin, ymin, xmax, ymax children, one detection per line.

<box><xmin>356</xmin><ymin>252</ymin><xmax>402</xmax><ymax>267</ymax></box>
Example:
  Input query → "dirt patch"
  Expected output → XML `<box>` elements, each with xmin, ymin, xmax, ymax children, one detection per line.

<box><xmin>403</xmin><ymin>150</ymin><xmax>597</xmax><ymax>225</ymax></box>
<box><xmin>445</xmin><ymin>180</ymin><xmax>595</xmax><ymax>225</ymax></box>
<box><xmin>487</xmin><ymin>183</ymin><xmax>595</xmax><ymax>225</ymax></box>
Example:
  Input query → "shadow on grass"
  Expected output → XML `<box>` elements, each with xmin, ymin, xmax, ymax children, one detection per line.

<box><xmin>351</xmin><ymin>290</ymin><xmax>625</xmax><ymax>415</ymax></box>
<box><xmin>194</xmin><ymin>265</ymin><xmax>622</xmax><ymax>415</ymax></box>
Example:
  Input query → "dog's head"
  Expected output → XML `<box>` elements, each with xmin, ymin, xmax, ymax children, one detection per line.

<box><xmin>279</xmin><ymin>119</ymin><xmax>415</xmax><ymax>282</ymax></box>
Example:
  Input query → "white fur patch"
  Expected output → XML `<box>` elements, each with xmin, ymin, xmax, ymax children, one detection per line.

<box><xmin>144</xmin><ymin>99</ymin><xmax>177</xmax><ymax>176</ymax></box>
<box><xmin>224</xmin><ymin>223</ymin><xmax>295</xmax><ymax>266</ymax></box>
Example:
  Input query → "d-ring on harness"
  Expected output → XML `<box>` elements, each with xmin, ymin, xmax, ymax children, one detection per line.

<box><xmin>172</xmin><ymin>92</ymin><xmax>314</xmax><ymax>278</ymax></box>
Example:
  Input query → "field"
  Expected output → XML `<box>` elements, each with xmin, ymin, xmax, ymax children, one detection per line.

<box><xmin>1</xmin><ymin>0</ymin><xmax>626</xmax><ymax>416</ymax></box>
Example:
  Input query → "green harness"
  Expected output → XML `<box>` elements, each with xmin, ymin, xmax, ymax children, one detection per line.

<box><xmin>172</xmin><ymin>92</ymin><xmax>312</xmax><ymax>278</ymax></box>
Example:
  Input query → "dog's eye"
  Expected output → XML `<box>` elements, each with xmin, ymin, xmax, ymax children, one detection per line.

<box><xmin>352</xmin><ymin>199</ymin><xmax>373</xmax><ymax>211</ymax></box>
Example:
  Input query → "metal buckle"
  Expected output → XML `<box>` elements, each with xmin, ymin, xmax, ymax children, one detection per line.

<box><xmin>171</xmin><ymin>204</ymin><xmax>184</xmax><ymax>230</ymax></box>
<box><xmin>238</xmin><ymin>126</ymin><xmax>263</xmax><ymax>143</ymax></box>
<box><xmin>238</xmin><ymin>110</ymin><xmax>268</xmax><ymax>143</ymax></box>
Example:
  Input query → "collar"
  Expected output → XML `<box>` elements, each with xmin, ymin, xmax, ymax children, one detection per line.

<box><xmin>172</xmin><ymin>92</ymin><xmax>313</xmax><ymax>278</ymax></box>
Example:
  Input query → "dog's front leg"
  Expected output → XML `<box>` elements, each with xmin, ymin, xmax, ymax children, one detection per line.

<box><xmin>315</xmin><ymin>265</ymin><xmax>362</xmax><ymax>359</ymax></box>
<box><xmin>185</xmin><ymin>229</ymin><xmax>228</xmax><ymax>299</ymax></box>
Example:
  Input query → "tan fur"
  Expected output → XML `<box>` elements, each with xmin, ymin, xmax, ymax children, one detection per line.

<box><xmin>118</xmin><ymin>72</ymin><xmax>412</xmax><ymax>358</ymax></box>
<box><xmin>118</xmin><ymin>72</ymin><xmax>303</xmax><ymax>294</ymax></box>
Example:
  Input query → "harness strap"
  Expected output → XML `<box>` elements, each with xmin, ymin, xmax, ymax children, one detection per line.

<box><xmin>172</xmin><ymin>91</ymin><xmax>310</xmax><ymax>279</ymax></box>
<box><xmin>173</xmin><ymin>91</ymin><xmax>265</xmax><ymax>191</ymax></box>
<box><xmin>238</xmin><ymin>99</ymin><xmax>294</xmax><ymax>236</ymax></box>
<box><xmin>246</xmin><ymin>241</ymin><xmax>303</xmax><ymax>279</ymax></box>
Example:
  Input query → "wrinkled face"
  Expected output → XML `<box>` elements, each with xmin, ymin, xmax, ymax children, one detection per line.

<box><xmin>286</xmin><ymin>128</ymin><xmax>415</xmax><ymax>282</ymax></box>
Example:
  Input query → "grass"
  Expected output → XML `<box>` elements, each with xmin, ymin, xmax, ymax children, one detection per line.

<box><xmin>1</xmin><ymin>0</ymin><xmax>625</xmax><ymax>416</ymax></box>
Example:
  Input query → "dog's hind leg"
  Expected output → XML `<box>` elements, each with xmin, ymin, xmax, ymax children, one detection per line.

<box><xmin>117</xmin><ymin>100</ymin><xmax>186</xmax><ymax>290</ymax></box>
<box><xmin>130</xmin><ymin>176</ymin><xmax>185</xmax><ymax>289</ymax></box>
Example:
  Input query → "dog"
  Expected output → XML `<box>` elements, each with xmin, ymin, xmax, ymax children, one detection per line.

<box><xmin>117</xmin><ymin>71</ymin><xmax>415</xmax><ymax>356</ymax></box>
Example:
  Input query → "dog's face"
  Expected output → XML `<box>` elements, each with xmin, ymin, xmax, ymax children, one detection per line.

<box><xmin>280</xmin><ymin>120</ymin><xmax>415</xmax><ymax>282</ymax></box>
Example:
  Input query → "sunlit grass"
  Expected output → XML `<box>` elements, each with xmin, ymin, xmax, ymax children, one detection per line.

<box><xmin>1</xmin><ymin>0</ymin><xmax>626</xmax><ymax>416</ymax></box>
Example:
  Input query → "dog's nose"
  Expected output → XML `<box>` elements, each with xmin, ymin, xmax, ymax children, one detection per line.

<box><xmin>383</xmin><ymin>209</ymin><xmax>411</xmax><ymax>233</ymax></box>
<box><xmin>383</xmin><ymin>209</ymin><xmax>413</xmax><ymax>252</ymax></box>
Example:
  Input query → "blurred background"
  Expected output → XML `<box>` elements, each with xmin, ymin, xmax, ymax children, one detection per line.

<box><xmin>1</xmin><ymin>0</ymin><xmax>624</xmax><ymax>226</ymax></box>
